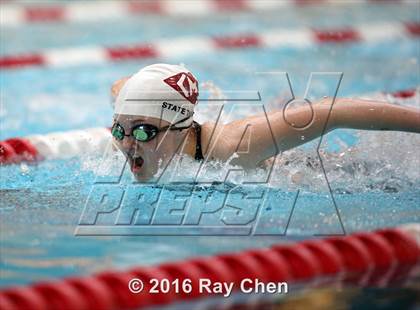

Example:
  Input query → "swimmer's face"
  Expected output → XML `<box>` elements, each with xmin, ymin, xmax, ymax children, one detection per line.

<box><xmin>112</xmin><ymin>114</ymin><xmax>183</xmax><ymax>181</ymax></box>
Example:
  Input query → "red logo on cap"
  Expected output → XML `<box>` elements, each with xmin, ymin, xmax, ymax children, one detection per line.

<box><xmin>163</xmin><ymin>72</ymin><xmax>199</xmax><ymax>104</ymax></box>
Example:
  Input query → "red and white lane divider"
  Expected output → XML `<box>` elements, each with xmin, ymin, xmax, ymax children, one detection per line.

<box><xmin>0</xmin><ymin>127</ymin><xmax>111</xmax><ymax>165</ymax></box>
<box><xmin>1</xmin><ymin>0</ymin><xmax>417</xmax><ymax>27</ymax></box>
<box><xmin>0</xmin><ymin>87</ymin><xmax>417</xmax><ymax>166</ymax></box>
<box><xmin>0</xmin><ymin>224</ymin><xmax>419</xmax><ymax>310</ymax></box>
<box><xmin>1</xmin><ymin>21</ymin><xmax>419</xmax><ymax>70</ymax></box>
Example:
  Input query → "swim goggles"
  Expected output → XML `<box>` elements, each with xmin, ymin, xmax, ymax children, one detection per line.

<box><xmin>111</xmin><ymin>115</ymin><xmax>192</xmax><ymax>142</ymax></box>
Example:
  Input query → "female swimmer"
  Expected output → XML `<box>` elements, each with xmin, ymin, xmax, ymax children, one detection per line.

<box><xmin>111</xmin><ymin>64</ymin><xmax>420</xmax><ymax>181</ymax></box>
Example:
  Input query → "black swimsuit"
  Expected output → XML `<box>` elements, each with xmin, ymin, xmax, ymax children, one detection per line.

<box><xmin>192</xmin><ymin>121</ymin><xmax>204</xmax><ymax>161</ymax></box>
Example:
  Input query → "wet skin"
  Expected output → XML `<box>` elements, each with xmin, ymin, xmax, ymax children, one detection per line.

<box><xmin>112</xmin><ymin>77</ymin><xmax>420</xmax><ymax>179</ymax></box>
<box><xmin>112</xmin><ymin>114</ymin><xmax>197</xmax><ymax>181</ymax></box>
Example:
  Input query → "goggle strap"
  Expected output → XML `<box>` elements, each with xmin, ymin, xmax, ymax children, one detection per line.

<box><xmin>163</xmin><ymin>113</ymin><xmax>194</xmax><ymax>131</ymax></box>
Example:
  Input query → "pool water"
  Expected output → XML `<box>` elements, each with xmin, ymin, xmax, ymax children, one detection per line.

<box><xmin>0</xmin><ymin>1</ymin><xmax>419</xmax><ymax>296</ymax></box>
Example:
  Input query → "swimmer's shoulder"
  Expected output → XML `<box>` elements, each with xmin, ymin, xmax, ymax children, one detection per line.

<box><xmin>200</xmin><ymin>121</ymin><xmax>233</xmax><ymax>161</ymax></box>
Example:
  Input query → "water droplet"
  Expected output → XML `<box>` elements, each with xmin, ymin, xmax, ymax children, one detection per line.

<box><xmin>20</xmin><ymin>163</ymin><xmax>29</xmax><ymax>175</ymax></box>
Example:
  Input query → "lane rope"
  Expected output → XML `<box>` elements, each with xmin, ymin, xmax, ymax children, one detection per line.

<box><xmin>0</xmin><ymin>224</ymin><xmax>418</xmax><ymax>310</ymax></box>
<box><xmin>1</xmin><ymin>0</ymin><xmax>417</xmax><ymax>27</ymax></box>
<box><xmin>0</xmin><ymin>127</ymin><xmax>110</xmax><ymax>165</ymax></box>
<box><xmin>0</xmin><ymin>87</ymin><xmax>417</xmax><ymax>165</ymax></box>
<box><xmin>1</xmin><ymin>21</ymin><xmax>419</xmax><ymax>69</ymax></box>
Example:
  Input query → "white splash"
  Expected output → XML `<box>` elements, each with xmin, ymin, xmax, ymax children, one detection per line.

<box><xmin>80</xmin><ymin>86</ymin><xmax>420</xmax><ymax>193</ymax></box>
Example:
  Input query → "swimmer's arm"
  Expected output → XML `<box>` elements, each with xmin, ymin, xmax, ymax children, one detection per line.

<box><xmin>219</xmin><ymin>98</ymin><xmax>420</xmax><ymax>167</ymax></box>
<box><xmin>111</xmin><ymin>77</ymin><xmax>131</xmax><ymax>99</ymax></box>
<box><xmin>326</xmin><ymin>98</ymin><xmax>420</xmax><ymax>133</ymax></box>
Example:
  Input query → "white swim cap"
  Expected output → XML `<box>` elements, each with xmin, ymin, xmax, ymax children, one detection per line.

<box><xmin>114</xmin><ymin>63</ymin><xmax>199</xmax><ymax>128</ymax></box>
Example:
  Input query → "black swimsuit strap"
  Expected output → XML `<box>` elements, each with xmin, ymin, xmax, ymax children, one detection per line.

<box><xmin>193</xmin><ymin>121</ymin><xmax>204</xmax><ymax>161</ymax></box>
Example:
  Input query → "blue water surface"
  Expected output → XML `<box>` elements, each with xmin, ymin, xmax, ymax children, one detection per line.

<box><xmin>0</xmin><ymin>2</ymin><xmax>419</xmax><ymax>288</ymax></box>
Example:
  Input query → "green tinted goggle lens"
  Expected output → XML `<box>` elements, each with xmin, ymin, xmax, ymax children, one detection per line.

<box><xmin>112</xmin><ymin>123</ymin><xmax>158</xmax><ymax>142</ymax></box>
<box><xmin>133</xmin><ymin>128</ymin><xmax>152</xmax><ymax>142</ymax></box>
<box><xmin>111</xmin><ymin>124</ymin><xmax>125</xmax><ymax>140</ymax></box>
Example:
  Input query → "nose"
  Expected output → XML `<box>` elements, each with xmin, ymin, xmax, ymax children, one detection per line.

<box><xmin>114</xmin><ymin>136</ymin><xmax>136</xmax><ymax>155</ymax></box>
<box><xmin>121</xmin><ymin>136</ymin><xmax>135</xmax><ymax>150</ymax></box>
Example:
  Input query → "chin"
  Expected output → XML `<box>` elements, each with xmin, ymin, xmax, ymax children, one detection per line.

<box><xmin>132</xmin><ymin>172</ymin><xmax>153</xmax><ymax>182</ymax></box>
<box><xmin>130</xmin><ymin>157</ymin><xmax>161</xmax><ymax>182</ymax></box>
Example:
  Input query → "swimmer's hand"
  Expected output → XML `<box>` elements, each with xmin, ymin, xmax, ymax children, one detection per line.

<box><xmin>111</xmin><ymin>76</ymin><xmax>131</xmax><ymax>100</ymax></box>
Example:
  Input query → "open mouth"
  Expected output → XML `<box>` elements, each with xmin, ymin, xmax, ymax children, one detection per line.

<box><xmin>129</xmin><ymin>156</ymin><xmax>144</xmax><ymax>173</ymax></box>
